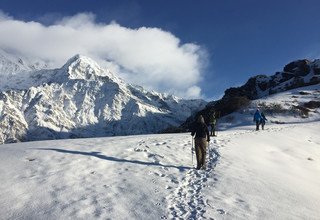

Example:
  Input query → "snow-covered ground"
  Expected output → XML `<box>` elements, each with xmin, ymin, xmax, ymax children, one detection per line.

<box><xmin>1</xmin><ymin>120</ymin><xmax>319</xmax><ymax>219</ymax></box>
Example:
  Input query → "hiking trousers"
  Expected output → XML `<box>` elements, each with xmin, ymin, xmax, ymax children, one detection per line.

<box><xmin>195</xmin><ymin>137</ymin><xmax>208</xmax><ymax>169</ymax></box>
<box><xmin>256</xmin><ymin>121</ymin><xmax>260</xmax><ymax>130</ymax></box>
<box><xmin>210</xmin><ymin>123</ymin><xmax>216</xmax><ymax>136</ymax></box>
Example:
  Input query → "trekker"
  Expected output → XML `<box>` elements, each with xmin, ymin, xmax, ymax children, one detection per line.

<box><xmin>253</xmin><ymin>109</ymin><xmax>262</xmax><ymax>131</ymax></box>
<box><xmin>260</xmin><ymin>112</ymin><xmax>267</xmax><ymax>130</ymax></box>
<box><xmin>191</xmin><ymin>115</ymin><xmax>210</xmax><ymax>170</ymax></box>
<box><xmin>208</xmin><ymin>110</ymin><xmax>217</xmax><ymax>136</ymax></box>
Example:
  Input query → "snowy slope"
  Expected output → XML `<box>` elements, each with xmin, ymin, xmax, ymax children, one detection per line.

<box><xmin>0</xmin><ymin>54</ymin><xmax>207</xmax><ymax>144</ymax></box>
<box><xmin>0</xmin><ymin>121</ymin><xmax>319</xmax><ymax>219</ymax></box>
<box><xmin>203</xmin><ymin>122</ymin><xmax>320</xmax><ymax>220</ymax></box>
<box><xmin>218</xmin><ymin>84</ymin><xmax>320</xmax><ymax>129</ymax></box>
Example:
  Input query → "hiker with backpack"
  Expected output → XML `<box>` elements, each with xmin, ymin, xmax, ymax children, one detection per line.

<box><xmin>208</xmin><ymin>110</ymin><xmax>217</xmax><ymax>136</ymax></box>
<box><xmin>191</xmin><ymin>115</ymin><xmax>210</xmax><ymax>170</ymax></box>
<box><xmin>253</xmin><ymin>109</ymin><xmax>262</xmax><ymax>131</ymax></box>
<box><xmin>260</xmin><ymin>112</ymin><xmax>268</xmax><ymax>130</ymax></box>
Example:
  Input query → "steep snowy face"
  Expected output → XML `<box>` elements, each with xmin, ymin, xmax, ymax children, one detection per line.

<box><xmin>61</xmin><ymin>55</ymin><xmax>118</xmax><ymax>81</ymax></box>
<box><xmin>0</xmin><ymin>54</ymin><xmax>207</xmax><ymax>144</ymax></box>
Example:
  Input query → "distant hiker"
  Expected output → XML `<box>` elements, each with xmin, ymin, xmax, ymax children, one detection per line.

<box><xmin>260</xmin><ymin>112</ymin><xmax>268</xmax><ymax>130</ymax></box>
<box><xmin>191</xmin><ymin>115</ymin><xmax>210</xmax><ymax>170</ymax></box>
<box><xmin>253</xmin><ymin>109</ymin><xmax>262</xmax><ymax>131</ymax></box>
<box><xmin>208</xmin><ymin>110</ymin><xmax>217</xmax><ymax>136</ymax></box>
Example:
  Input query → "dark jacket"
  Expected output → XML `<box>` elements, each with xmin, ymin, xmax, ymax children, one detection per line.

<box><xmin>191</xmin><ymin>122</ymin><xmax>210</xmax><ymax>141</ymax></box>
<box><xmin>209</xmin><ymin>113</ymin><xmax>216</xmax><ymax>125</ymax></box>
<box><xmin>253</xmin><ymin>110</ymin><xmax>262</xmax><ymax>122</ymax></box>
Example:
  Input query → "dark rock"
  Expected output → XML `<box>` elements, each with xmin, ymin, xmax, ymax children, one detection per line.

<box><xmin>304</xmin><ymin>101</ymin><xmax>320</xmax><ymax>109</ymax></box>
<box><xmin>283</xmin><ymin>59</ymin><xmax>310</xmax><ymax>76</ymax></box>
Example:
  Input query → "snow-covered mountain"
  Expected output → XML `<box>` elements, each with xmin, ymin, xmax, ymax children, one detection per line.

<box><xmin>0</xmin><ymin>53</ymin><xmax>207</xmax><ymax>144</ymax></box>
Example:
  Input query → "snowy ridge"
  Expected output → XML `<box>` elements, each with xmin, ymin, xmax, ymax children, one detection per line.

<box><xmin>0</xmin><ymin>53</ymin><xmax>207</xmax><ymax>144</ymax></box>
<box><xmin>193</xmin><ymin>59</ymin><xmax>320</xmax><ymax>129</ymax></box>
<box><xmin>254</xmin><ymin>59</ymin><xmax>320</xmax><ymax>98</ymax></box>
<box><xmin>221</xmin><ymin>59</ymin><xmax>320</xmax><ymax>102</ymax></box>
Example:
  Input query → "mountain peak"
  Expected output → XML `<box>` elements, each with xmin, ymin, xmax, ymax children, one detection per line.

<box><xmin>62</xmin><ymin>54</ymin><xmax>104</xmax><ymax>80</ymax></box>
<box><xmin>65</xmin><ymin>54</ymin><xmax>95</xmax><ymax>65</ymax></box>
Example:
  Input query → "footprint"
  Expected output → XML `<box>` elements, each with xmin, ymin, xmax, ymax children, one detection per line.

<box><xmin>134</xmin><ymin>148</ymin><xmax>147</xmax><ymax>152</ymax></box>
<box><xmin>217</xmin><ymin>209</ymin><xmax>226</xmax><ymax>214</ymax></box>
<box><xmin>26</xmin><ymin>158</ymin><xmax>36</xmax><ymax>161</ymax></box>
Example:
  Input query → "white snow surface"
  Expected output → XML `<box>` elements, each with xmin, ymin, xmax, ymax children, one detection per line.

<box><xmin>1</xmin><ymin>113</ymin><xmax>319</xmax><ymax>219</ymax></box>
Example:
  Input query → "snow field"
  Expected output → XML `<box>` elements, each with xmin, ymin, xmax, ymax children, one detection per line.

<box><xmin>0</xmin><ymin>134</ymin><xmax>209</xmax><ymax>219</ymax></box>
<box><xmin>0</xmin><ymin>121</ymin><xmax>320</xmax><ymax>219</ymax></box>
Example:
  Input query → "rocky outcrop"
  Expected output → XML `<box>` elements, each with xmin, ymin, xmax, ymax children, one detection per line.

<box><xmin>182</xmin><ymin>59</ymin><xmax>320</xmax><ymax>129</ymax></box>
<box><xmin>223</xmin><ymin>59</ymin><xmax>320</xmax><ymax>101</ymax></box>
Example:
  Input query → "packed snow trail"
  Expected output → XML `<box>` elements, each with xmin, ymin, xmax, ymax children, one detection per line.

<box><xmin>166</xmin><ymin>140</ymin><xmax>220</xmax><ymax>219</ymax></box>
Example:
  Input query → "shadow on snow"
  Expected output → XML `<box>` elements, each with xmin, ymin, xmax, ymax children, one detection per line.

<box><xmin>37</xmin><ymin>148</ymin><xmax>191</xmax><ymax>171</ymax></box>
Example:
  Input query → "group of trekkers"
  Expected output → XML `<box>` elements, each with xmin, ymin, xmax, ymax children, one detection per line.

<box><xmin>253</xmin><ymin>109</ymin><xmax>268</xmax><ymax>131</ymax></box>
<box><xmin>190</xmin><ymin>108</ymin><xmax>268</xmax><ymax>170</ymax></box>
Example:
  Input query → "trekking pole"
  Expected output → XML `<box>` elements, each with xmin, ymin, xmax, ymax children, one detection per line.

<box><xmin>216</xmin><ymin>111</ymin><xmax>221</xmax><ymax>136</ymax></box>
<box><xmin>191</xmin><ymin>136</ymin><xmax>194</xmax><ymax>167</ymax></box>
<box><xmin>207</xmin><ymin>139</ymin><xmax>210</xmax><ymax>167</ymax></box>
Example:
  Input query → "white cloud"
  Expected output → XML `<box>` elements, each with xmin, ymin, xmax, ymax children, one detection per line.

<box><xmin>186</xmin><ymin>86</ymin><xmax>202</xmax><ymax>99</ymax></box>
<box><xmin>0</xmin><ymin>12</ymin><xmax>207</xmax><ymax>98</ymax></box>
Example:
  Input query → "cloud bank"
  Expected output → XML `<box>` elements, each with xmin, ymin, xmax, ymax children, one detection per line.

<box><xmin>0</xmin><ymin>12</ymin><xmax>207</xmax><ymax>98</ymax></box>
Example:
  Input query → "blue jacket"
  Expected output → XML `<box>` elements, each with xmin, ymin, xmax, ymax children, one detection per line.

<box><xmin>253</xmin><ymin>110</ymin><xmax>262</xmax><ymax>122</ymax></box>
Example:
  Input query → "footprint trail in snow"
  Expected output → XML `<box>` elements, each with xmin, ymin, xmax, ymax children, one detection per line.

<box><xmin>166</xmin><ymin>140</ymin><xmax>220</xmax><ymax>219</ymax></box>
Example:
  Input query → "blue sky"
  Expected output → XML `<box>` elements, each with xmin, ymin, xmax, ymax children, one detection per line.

<box><xmin>1</xmin><ymin>0</ymin><xmax>320</xmax><ymax>100</ymax></box>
